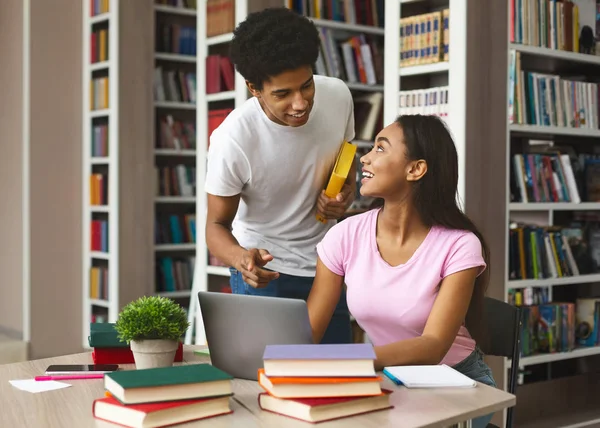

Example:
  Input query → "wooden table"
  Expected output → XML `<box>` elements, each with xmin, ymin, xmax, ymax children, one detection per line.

<box><xmin>0</xmin><ymin>345</ymin><xmax>515</xmax><ymax>428</ymax></box>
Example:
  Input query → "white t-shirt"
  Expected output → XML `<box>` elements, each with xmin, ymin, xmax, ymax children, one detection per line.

<box><xmin>205</xmin><ymin>75</ymin><xmax>355</xmax><ymax>277</ymax></box>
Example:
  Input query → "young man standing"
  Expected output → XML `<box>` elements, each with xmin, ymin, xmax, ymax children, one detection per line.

<box><xmin>204</xmin><ymin>7</ymin><xmax>356</xmax><ymax>344</ymax></box>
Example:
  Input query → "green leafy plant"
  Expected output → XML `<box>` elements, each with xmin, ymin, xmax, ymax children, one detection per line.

<box><xmin>114</xmin><ymin>296</ymin><xmax>190</xmax><ymax>343</ymax></box>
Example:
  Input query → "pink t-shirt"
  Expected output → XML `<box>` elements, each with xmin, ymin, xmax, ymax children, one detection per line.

<box><xmin>316</xmin><ymin>208</ymin><xmax>487</xmax><ymax>367</ymax></box>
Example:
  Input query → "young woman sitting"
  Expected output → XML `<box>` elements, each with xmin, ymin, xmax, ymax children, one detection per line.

<box><xmin>307</xmin><ymin>114</ymin><xmax>496</xmax><ymax>428</ymax></box>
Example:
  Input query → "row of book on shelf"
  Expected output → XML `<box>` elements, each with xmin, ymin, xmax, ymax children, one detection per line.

<box><xmin>153</xmin><ymin>67</ymin><xmax>196</xmax><ymax>104</ymax></box>
<box><xmin>91</xmin><ymin>219</ymin><xmax>109</xmax><ymax>253</ymax></box>
<box><xmin>206</xmin><ymin>55</ymin><xmax>235</xmax><ymax>94</ymax></box>
<box><xmin>89</xmin><ymin>266</ymin><xmax>109</xmax><ymax>300</ymax></box>
<box><xmin>511</xmin><ymin>296</ymin><xmax>600</xmax><ymax>358</ymax></box>
<box><xmin>509</xmin><ymin>51</ymin><xmax>600</xmax><ymax>129</ymax></box>
<box><xmin>90</xmin><ymin>28</ymin><xmax>109</xmax><ymax>63</ymax></box>
<box><xmin>399</xmin><ymin>86</ymin><xmax>450</xmax><ymax>119</ymax></box>
<box><xmin>156</xmin><ymin>23</ymin><xmax>196</xmax><ymax>56</ymax></box>
<box><xmin>206</xmin><ymin>0</ymin><xmax>234</xmax><ymax>37</ymax></box>
<box><xmin>90</xmin><ymin>0</ymin><xmax>109</xmax><ymax>16</ymax></box>
<box><xmin>288</xmin><ymin>0</ymin><xmax>385</xmax><ymax>29</ymax></box>
<box><xmin>157</xmin><ymin>115</ymin><xmax>196</xmax><ymax>151</ymax></box>
<box><xmin>400</xmin><ymin>9</ymin><xmax>449</xmax><ymax>67</ymax></box>
<box><xmin>90</xmin><ymin>173</ymin><xmax>108</xmax><ymax>206</ymax></box>
<box><xmin>508</xmin><ymin>220</ymin><xmax>600</xmax><ymax>281</ymax></box>
<box><xmin>156</xmin><ymin>256</ymin><xmax>196</xmax><ymax>293</ymax></box>
<box><xmin>92</xmin><ymin>123</ymin><xmax>109</xmax><ymax>157</ymax></box>
<box><xmin>510</xmin><ymin>0</ymin><xmax>587</xmax><ymax>54</ymax></box>
<box><xmin>91</xmin><ymin>76</ymin><xmax>109</xmax><ymax>111</ymax></box>
<box><xmin>315</xmin><ymin>30</ymin><xmax>383</xmax><ymax>87</ymax></box>
<box><xmin>510</xmin><ymin>139</ymin><xmax>600</xmax><ymax>203</ymax></box>
<box><xmin>156</xmin><ymin>165</ymin><xmax>196</xmax><ymax>197</ymax></box>
<box><xmin>155</xmin><ymin>213</ymin><xmax>196</xmax><ymax>245</ymax></box>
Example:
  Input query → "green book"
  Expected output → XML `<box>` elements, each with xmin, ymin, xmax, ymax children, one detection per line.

<box><xmin>104</xmin><ymin>363</ymin><xmax>234</xmax><ymax>404</ymax></box>
<box><xmin>88</xmin><ymin>322</ymin><xmax>128</xmax><ymax>348</ymax></box>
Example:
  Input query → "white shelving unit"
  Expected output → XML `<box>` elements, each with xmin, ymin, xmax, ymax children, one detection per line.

<box><xmin>153</xmin><ymin>3</ymin><xmax>198</xmax><ymax>303</ymax></box>
<box><xmin>384</xmin><ymin>0</ymin><xmax>467</xmax><ymax>206</ymax></box>
<box><xmin>502</xmin><ymin>1</ymin><xmax>600</xmax><ymax>426</ymax></box>
<box><xmin>82</xmin><ymin>0</ymin><xmax>119</xmax><ymax>349</ymax></box>
<box><xmin>82</xmin><ymin>0</ymin><xmax>155</xmax><ymax>349</ymax></box>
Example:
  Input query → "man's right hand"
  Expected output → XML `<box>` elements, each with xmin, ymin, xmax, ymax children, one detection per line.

<box><xmin>237</xmin><ymin>248</ymin><xmax>280</xmax><ymax>288</ymax></box>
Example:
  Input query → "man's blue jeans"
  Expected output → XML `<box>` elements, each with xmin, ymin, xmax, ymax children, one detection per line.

<box><xmin>228</xmin><ymin>268</ymin><xmax>353</xmax><ymax>344</ymax></box>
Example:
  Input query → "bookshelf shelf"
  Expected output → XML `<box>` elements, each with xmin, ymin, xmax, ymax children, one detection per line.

<box><xmin>506</xmin><ymin>273</ymin><xmax>600</xmax><ymax>290</ymax></box>
<box><xmin>90</xmin><ymin>12</ymin><xmax>111</xmax><ymax>24</ymax></box>
<box><xmin>154</xmin><ymin>5</ymin><xmax>197</xmax><ymax>16</ymax></box>
<box><xmin>90</xmin><ymin>205</ymin><xmax>110</xmax><ymax>213</ymax></box>
<box><xmin>155</xmin><ymin>243</ymin><xmax>196</xmax><ymax>252</ymax></box>
<box><xmin>89</xmin><ymin>299</ymin><xmax>110</xmax><ymax>308</ymax></box>
<box><xmin>90</xmin><ymin>251</ymin><xmax>110</xmax><ymax>260</ymax></box>
<box><xmin>154</xmin><ymin>53</ymin><xmax>196</xmax><ymax>63</ymax></box>
<box><xmin>310</xmin><ymin>18</ymin><xmax>385</xmax><ymax>35</ymax></box>
<box><xmin>509</xmin><ymin>345</ymin><xmax>600</xmax><ymax>367</ymax></box>
<box><xmin>510</xmin><ymin>203</ymin><xmax>600</xmax><ymax>212</ymax></box>
<box><xmin>509</xmin><ymin>124</ymin><xmax>600</xmax><ymax>138</ymax></box>
<box><xmin>156</xmin><ymin>290</ymin><xmax>192</xmax><ymax>298</ymax></box>
<box><xmin>206</xmin><ymin>91</ymin><xmax>236</xmax><ymax>102</ymax></box>
<box><xmin>90</xmin><ymin>157</ymin><xmax>110</xmax><ymax>165</ymax></box>
<box><xmin>90</xmin><ymin>61</ymin><xmax>110</xmax><ymax>72</ymax></box>
<box><xmin>345</xmin><ymin>82</ymin><xmax>384</xmax><ymax>92</ymax></box>
<box><xmin>207</xmin><ymin>265</ymin><xmax>230</xmax><ymax>277</ymax></box>
<box><xmin>154</xmin><ymin>101</ymin><xmax>196</xmax><ymax>110</ymax></box>
<box><xmin>90</xmin><ymin>109</ymin><xmax>110</xmax><ymax>118</ymax></box>
<box><xmin>399</xmin><ymin>61</ymin><xmax>449</xmax><ymax>77</ymax></box>
<box><xmin>155</xmin><ymin>196</ymin><xmax>196</xmax><ymax>204</ymax></box>
<box><xmin>154</xmin><ymin>149</ymin><xmax>196</xmax><ymax>157</ymax></box>
<box><xmin>510</xmin><ymin>42</ymin><xmax>600</xmax><ymax>66</ymax></box>
<box><xmin>207</xmin><ymin>33</ymin><xmax>234</xmax><ymax>46</ymax></box>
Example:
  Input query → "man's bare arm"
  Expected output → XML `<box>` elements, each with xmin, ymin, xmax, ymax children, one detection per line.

<box><xmin>206</xmin><ymin>193</ymin><xmax>279</xmax><ymax>287</ymax></box>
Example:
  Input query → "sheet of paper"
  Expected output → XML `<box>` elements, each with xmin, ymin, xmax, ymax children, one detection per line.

<box><xmin>9</xmin><ymin>379</ymin><xmax>72</xmax><ymax>393</ymax></box>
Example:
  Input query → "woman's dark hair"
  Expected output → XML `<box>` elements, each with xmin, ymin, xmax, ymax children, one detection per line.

<box><xmin>229</xmin><ymin>8</ymin><xmax>320</xmax><ymax>90</ymax></box>
<box><xmin>395</xmin><ymin>114</ymin><xmax>491</xmax><ymax>349</ymax></box>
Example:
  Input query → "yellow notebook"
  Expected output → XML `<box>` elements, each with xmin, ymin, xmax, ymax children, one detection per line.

<box><xmin>316</xmin><ymin>141</ymin><xmax>357</xmax><ymax>223</ymax></box>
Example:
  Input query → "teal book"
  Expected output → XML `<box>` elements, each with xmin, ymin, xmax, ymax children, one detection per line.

<box><xmin>104</xmin><ymin>363</ymin><xmax>234</xmax><ymax>404</ymax></box>
<box><xmin>88</xmin><ymin>322</ymin><xmax>128</xmax><ymax>348</ymax></box>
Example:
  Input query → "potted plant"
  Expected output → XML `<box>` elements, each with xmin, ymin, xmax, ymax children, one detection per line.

<box><xmin>114</xmin><ymin>296</ymin><xmax>190</xmax><ymax>369</ymax></box>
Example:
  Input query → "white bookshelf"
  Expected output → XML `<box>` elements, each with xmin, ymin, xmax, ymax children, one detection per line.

<box><xmin>385</xmin><ymin>0</ymin><xmax>467</xmax><ymax>205</ymax></box>
<box><xmin>82</xmin><ymin>0</ymin><xmax>119</xmax><ymax>349</ymax></box>
<box><xmin>82</xmin><ymin>0</ymin><xmax>155</xmax><ymax>349</ymax></box>
<box><xmin>502</xmin><ymin>1</ymin><xmax>600</xmax><ymax>426</ymax></box>
<box><xmin>152</xmin><ymin>3</ymin><xmax>198</xmax><ymax>303</ymax></box>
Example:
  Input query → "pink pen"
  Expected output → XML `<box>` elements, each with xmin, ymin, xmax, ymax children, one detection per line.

<box><xmin>35</xmin><ymin>374</ymin><xmax>105</xmax><ymax>381</ymax></box>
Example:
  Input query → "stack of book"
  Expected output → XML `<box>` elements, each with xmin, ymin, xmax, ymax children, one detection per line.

<box><xmin>257</xmin><ymin>343</ymin><xmax>393</xmax><ymax>423</ymax></box>
<box><xmin>92</xmin><ymin>363</ymin><xmax>235</xmax><ymax>427</ymax></box>
<box><xmin>89</xmin><ymin>322</ymin><xmax>183</xmax><ymax>365</ymax></box>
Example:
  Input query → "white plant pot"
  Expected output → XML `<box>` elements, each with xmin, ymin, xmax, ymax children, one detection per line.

<box><xmin>130</xmin><ymin>339</ymin><xmax>178</xmax><ymax>370</ymax></box>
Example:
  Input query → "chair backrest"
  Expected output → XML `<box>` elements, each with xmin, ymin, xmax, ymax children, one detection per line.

<box><xmin>482</xmin><ymin>297</ymin><xmax>522</xmax><ymax>360</ymax></box>
<box><xmin>481</xmin><ymin>296</ymin><xmax>523</xmax><ymax>428</ymax></box>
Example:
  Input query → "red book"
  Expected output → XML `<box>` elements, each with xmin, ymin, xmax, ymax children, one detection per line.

<box><xmin>258</xmin><ymin>390</ymin><xmax>393</xmax><ymax>424</ymax></box>
<box><xmin>92</xmin><ymin>342</ymin><xmax>183</xmax><ymax>364</ymax></box>
<box><xmin>92</xmin><ymin>395</ymin><xmax>232</xmax><ymax>427</ymax></box>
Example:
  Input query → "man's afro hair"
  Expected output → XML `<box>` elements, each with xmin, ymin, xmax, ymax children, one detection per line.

<box><xmin>229</xmin><ymin>8</ymin><xmax>320</xmax><ymax>89</ymax></box>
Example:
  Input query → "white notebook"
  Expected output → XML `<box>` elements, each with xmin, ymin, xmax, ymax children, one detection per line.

<box><xmin>383</xmin><ymin>364</ymin><xmax>477</xmax><ymax>388</ymax></box>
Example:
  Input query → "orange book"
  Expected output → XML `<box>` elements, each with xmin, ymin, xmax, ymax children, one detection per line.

<box><xmin>257</xmin><ymin>368</ymin><xmax>382</xmax><ymax>399</ymax></box>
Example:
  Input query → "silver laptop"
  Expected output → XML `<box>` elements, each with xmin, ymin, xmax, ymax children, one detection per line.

<box><xmin>197</xmin><ymin>291</ymin><xmax>314</xmax><ymax>380</ymax></box>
